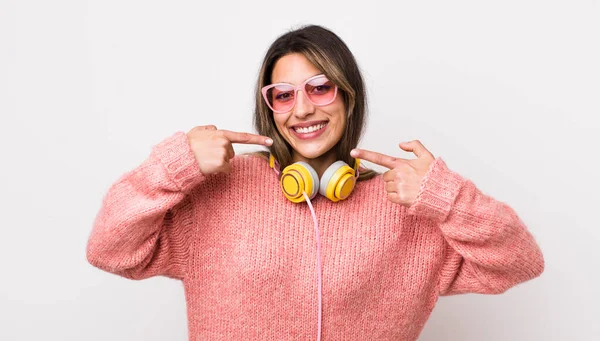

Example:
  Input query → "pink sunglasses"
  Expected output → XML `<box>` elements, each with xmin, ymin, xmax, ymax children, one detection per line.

<box><xmin>261</xmin><ymin>74</ymin><xmax>338</xmax><ymax>114</ymax></box>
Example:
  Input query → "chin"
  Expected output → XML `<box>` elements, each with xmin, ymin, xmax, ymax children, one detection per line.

<box><xmin>294</xmin><ymin>146</ymin><xmax>334</xmax><ymax>160</ymax></box>
<box><xmin>296</xmin><ymin>151</ymin><xmax>324</xmax><ymax>160</ymax></box>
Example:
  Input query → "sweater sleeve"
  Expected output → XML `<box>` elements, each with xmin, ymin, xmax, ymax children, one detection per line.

<box><xmin>86</xmin><ymin>131</ymin><xmax>205</xmax><ymax>281</ymax></box>
<box><xmin>407</xmin><ymin>157</ymin><xmax>545</xmax><ymax>295</ymax></box>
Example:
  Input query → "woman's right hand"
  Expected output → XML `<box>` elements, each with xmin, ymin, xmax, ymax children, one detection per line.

<box><xmin>186</xmin><ymin>125</ymin><xmax>273</xmax><ymax>176</ymax></box>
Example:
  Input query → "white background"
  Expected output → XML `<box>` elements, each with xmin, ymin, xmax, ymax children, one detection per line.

<box><xmin>1</xmin><ymin>0</ymin><xmax>598</xmax><ymax>340</ymax></box>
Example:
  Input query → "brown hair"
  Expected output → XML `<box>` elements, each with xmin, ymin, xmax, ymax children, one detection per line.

<box><xmin>251</xmin><ymin>24</ymin><xmax>377</xmax><ymax>181</ymax></box>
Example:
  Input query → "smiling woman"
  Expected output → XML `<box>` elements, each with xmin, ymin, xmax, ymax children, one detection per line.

<box><xmin>268</xmin><ymin>54</ymin><xmax>348</xmax><ymax>173</ymax></box>
<box><xmin>86</xmin><ymin>24</ymin><xmax>545</xmax><ymax>341</ymax></box>
<box><xmin>252</xmin><ymin>25</ymin><xmax>377</xmax><ymax>183</ymax></box>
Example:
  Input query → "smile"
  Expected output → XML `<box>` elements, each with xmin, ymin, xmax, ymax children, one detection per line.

<box><xmin>289</xmin><ymin>121</ymin><xmax>329</xmax><ymax>140</ymax></box>
<box><xmin>293</xmin><ymin>122</ymin><xmax>327</xmax><ymax>134</ymax></box>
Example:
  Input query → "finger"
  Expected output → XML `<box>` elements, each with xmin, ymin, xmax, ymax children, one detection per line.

<box><xmin>399</xmin><ymin>140</ymin><xmax>432</xmax><ymax>158</ymax></box>
<box><xmin>225</xmin><ymin>143</ymin><xmax>235</xmax><ymax>160</ymax></box>
<box><xmin>350</xmin><ymin>148</ymin><xmax>404</xmax><ymax>169</ymax></box>
<box><xmin>383</xmin><ymin>170</ymin><xmax>398</xmax><ymax>182</ymax></box>
<box><xmin>385</xmin><ymin>181</ymin><xmax>397</xmax><ymax>192</ymax></box>
<box><xmin>221</xmin><ymin>130</ymin><xmax>273</xmax><ymax>146</ymax></box>
<box><xmin>387</xmin><ymin>192</ymin><xmax>399</xmax><ymax>202</ymax></box>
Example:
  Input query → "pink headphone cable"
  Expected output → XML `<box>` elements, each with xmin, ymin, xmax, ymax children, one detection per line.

<box><xmin>302</xmin><ymin>191</ymin><xmax>323</xmax><ymax>341</ymax></box>
<box><xmin>270</xmin><ymin>154</ymin><xmax>360</xmax><ymax>339</ymax></box>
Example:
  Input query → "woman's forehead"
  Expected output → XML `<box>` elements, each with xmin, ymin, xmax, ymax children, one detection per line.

<box><xmin>271</xmin><ymin>53</ymin><xmax>321</xmax><ymax>85</ymax></box>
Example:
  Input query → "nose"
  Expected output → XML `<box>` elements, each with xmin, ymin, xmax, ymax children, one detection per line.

<box><xmin>293</xmin><ymin>89</ymin><xmax>315</xmax><ymax>118</ymax></box>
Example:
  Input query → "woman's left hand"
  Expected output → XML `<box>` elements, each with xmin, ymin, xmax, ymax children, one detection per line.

<box><xmin>350</xmin><ymin>140</ymin><xmax>435</xmax><ymax>207</ymax></box>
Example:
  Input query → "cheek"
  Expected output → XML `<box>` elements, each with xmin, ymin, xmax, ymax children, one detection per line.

<box><xmin>331</xmin><ymin>107</ymin><xmax>347</xmax><ymax>132</ymax></box>
<box><xmin>273</xmin><ymin>116</ymin><xmax>289</xmax><ymax>136</ymax></box>
<box><xmin>331</xmin><ymin>98</ymin><xmax>346</xmax><ymax>124</ymax></box>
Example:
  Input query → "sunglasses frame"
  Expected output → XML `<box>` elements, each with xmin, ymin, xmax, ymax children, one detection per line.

<box><xmin>261</xmin><ymin>74</ymin><xmax>339</xmax><ymax>114</ymax></box>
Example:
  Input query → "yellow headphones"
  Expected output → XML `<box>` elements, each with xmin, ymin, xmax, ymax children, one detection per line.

<box><xmin>269</xmin><ymin>154</ymin><xmax>361</xmax><ymax>203</ymax></box>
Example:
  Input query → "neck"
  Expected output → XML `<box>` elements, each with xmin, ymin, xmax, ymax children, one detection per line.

<box><xmin>292</xmin><ymin>149</ymin><xmax>337</xmax><ymax>179</ymax></box>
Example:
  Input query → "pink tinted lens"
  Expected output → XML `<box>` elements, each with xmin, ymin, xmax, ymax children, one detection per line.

<box><xmin>266</xmin><ymin>84</ymin><xmax>295</xmax><ymax>112</ymax></box>
<box><xmin>304</xmin><ymin>77</ymin><xmax>336</xmax><ymax>105</ymax></box>
<box><xmin>266</xmin><ymin>76</ymin><xmax>336</xmax><ymax>113</ymax></box>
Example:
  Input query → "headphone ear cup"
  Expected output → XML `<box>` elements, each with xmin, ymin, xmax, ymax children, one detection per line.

<box><xmin>319</xmin><ymin>161</ymin><xmax>356</xmax><ymax>202</ymax></box>
<box><xmin>280</xmin><ymin>162</ymin><xmax>319</xmax><ymax>203</ymax></box>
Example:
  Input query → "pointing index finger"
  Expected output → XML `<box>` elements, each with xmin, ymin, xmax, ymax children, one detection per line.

<box><xmin>221</xmin><ymin>130</ymin><xmax>273</xmax><ymax>146</ymax></box>
<box><xmin>351</xmin><ymin>148</ymin><xmax>401</xmax><ymax>169</ymax></box>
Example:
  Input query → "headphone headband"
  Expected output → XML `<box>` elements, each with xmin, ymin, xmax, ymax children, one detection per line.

<box><xmin>269</xmin><ymin>154</ymin><xmax>360</xmax><ymax>175</ymax></box>
<box><xmin>270</xmin><ymin>153</ymin><xmax>360</xmax><ymax>203</ymax></box>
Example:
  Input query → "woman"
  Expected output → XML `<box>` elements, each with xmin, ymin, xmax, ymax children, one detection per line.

<box><xmin>87</xmin><ymin>25</ymin><xmax>544</xmax><ymax>340</ymax></box>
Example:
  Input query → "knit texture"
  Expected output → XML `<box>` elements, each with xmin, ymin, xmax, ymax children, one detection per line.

<box><xmin>86</xmin><ymin>131</ymin><xmax>545</xmax><ymax>340</ymax></box>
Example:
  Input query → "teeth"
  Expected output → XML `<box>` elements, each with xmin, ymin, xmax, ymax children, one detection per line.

<box><xmin>294</xmin><ymin>123</ymin><xmax>326</xmax><ymax>134</ymax></box>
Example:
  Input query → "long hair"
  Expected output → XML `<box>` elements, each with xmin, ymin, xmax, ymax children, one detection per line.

<box><xmin>252</xmin><ymin>24</ymin><xmax>377</xmax><ymax>181</ymax></box>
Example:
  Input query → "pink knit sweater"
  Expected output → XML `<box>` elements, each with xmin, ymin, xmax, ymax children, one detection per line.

<box><xmin>86</xmin><ymin>131</ymin><xmax>544</xmax><ymax>340</ymax></box>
